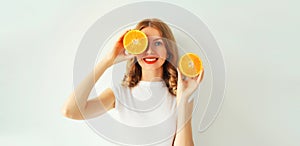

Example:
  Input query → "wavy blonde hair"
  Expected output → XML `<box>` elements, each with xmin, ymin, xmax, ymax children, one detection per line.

<box><xmin>122</xmin><ymin>18</ymin><xmax>179</xmax><ymax>96</ymax></box>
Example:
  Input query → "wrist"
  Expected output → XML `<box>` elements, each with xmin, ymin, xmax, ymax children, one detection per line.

<box><xmin>176</xmin><ymin>104</ymin><xmax>193</xmax><ymax>127</ymax></box>
<box><xmin>176</xmin><ymin>94</ymin><xmax>189</xmax><ymax>105</ymax></box>
<box><xmin>176</xmin><ymin>95</ymin><xmax>194</xmax><ymax>123</ymax></box>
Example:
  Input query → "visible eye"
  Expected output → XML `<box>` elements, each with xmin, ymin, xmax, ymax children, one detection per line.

<box><xmin>154</xmin><ymin>41</ymin><xmax>163</xmax><ymax>46</ymax></box>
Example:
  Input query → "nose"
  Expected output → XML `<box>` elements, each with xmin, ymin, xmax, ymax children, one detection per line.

<box><xmin>146</xmin><ymin>45</ymin><xmax>153</xmax><ymax>54</ymax></box>
<box><xmin>145</xmin><ymin>43</ymin><xmax>154</xmax><ymax>54</ymax></box>
<box><xmin>145</xmin><ymin>41</ymin><xmax>154</xmax><ymax>54</ymax></box>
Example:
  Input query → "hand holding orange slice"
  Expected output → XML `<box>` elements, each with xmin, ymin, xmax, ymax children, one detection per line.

<box><xmin>178</xmin><ymin>53</ymin><xmax>203</xmax><ymax>77</ymax></box>
<box><xmin>123</xmin><ymin>30</ymin><xmax>148</xmax><ymax>55</ymax></box>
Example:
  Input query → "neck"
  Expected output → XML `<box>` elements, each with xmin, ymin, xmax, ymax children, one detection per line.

<box><xmin>141</xmin><ymin>67</ymin><xmax>164</xmax><ymax>81</ymax></box>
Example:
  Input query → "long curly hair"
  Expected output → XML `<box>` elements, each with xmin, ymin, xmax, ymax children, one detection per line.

<box><xmin>122</xmin><ymin>18</ymin><xmax>179</xmax><ymax>96</ymax></box>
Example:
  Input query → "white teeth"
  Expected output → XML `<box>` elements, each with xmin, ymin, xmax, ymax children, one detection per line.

<box><xmin>144</xmin><ymin>58</ymin><xmax>157</xmax><ymax>62</ymax></box>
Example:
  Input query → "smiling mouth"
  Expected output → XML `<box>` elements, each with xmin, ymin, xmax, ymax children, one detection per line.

<box><xmin>143</xmin><ymin>57</ymin><xmax>159</xmax><ymax>64</ymax></box>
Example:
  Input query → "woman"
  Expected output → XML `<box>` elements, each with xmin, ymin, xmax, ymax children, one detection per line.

<box><xmin>62</xmin><ymin>18</ymin><xmax>204</xmax><ymax>146</ymax></box>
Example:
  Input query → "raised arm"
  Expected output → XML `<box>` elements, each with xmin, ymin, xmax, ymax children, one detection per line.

<box><xmin>173</xmin><ymin>68</ymin><xmax>204</xmax><ymax>146</ymax></box>
<box><xmin>62</xmin><ymin>30</ymin><xmax>134</xmax><ymax>120</ymax></box>
<box><xmin>62</xmin><ymin>58</ymin><xmax>114</xmax><ymax>120</ymax></box>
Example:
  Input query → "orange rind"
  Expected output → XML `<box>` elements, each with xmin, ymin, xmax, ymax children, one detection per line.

<box><xmin>179</xmin><ymin>53</ymin><xmax>203</xmax><ymax>77</ymax></box>
<box><xmin>123</xmin><ymin>30</ymin><xmax>148</xmax><ymax>55</ymax></box>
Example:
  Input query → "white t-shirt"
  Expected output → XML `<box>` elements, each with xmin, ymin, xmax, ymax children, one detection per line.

<box><xmin>110</xmin><ymin>80</ymin><xmax>177</xmax><ymax>146</ymax></box>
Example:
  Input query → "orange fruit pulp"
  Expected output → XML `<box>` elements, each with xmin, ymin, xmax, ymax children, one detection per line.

<box><xmin>178</xmin><ymin>53</ymin><xmax>203</xmax><ymax>77</ymax></box>
<box><xmin>123</xmin><ymin>30</ymin><xmax>148</xmax><ymax>55</ymax></box>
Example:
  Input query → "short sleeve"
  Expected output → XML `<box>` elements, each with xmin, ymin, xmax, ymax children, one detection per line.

<box><xmin>109</xmin><ymin>82</ymin><xmax>120</xmax><ymax>99</ymax></box>
<box><xmin>109</xmin><ymin>82</ymin><xmax>125</xmax><ymax>111</ymax></box>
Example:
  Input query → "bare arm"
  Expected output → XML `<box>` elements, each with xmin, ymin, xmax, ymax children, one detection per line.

<box><xmin>173</xmin><ymin>68</ymin><xmax>204</xmax><ymax>145</ymax></box>
<box><xmin>62</xmin><ymin>57</ymin><xmax>115</xmax><ymax>120</ymax></box>
<box><xmin>173</xmin><ymin>99</ymin><xmax>194</xmax><ymax>146</ymax></box>
<box><xmin>62</xmin><ymin>30</ymin><xmax>133</xmax><ymax>120</ymax></box>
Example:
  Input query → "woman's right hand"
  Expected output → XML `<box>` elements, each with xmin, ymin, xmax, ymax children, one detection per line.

<box><xmin>105</xmin><ymin>30</ymin><xmax>135</xmax><ymax>66</ymax></box>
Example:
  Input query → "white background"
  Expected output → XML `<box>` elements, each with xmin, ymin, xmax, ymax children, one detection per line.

<box><xmin>1</xmin><ymin>0</ymin><xmax>299</xmax><ymax>146</ymax></box>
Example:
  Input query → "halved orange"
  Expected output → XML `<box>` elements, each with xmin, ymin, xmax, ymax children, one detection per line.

<box><xmin>123</xmin><ymin>30</ymin><xmax>148</xmax><ymax>55</ymax></box>
<box><xmin>179</xmin><ymin>53</ymin><xmax>203</xmax><ymax>77</ymax></box>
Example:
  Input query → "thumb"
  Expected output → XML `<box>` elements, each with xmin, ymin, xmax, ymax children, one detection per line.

<box><xmin>124</xmin><ymin>54</ymin><xmax>135</xmax><ymax>60</ymax></box>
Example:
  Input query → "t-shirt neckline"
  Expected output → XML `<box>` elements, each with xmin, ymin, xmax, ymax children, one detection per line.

<box><xmin>138</xmin><ymin>80</ymin><xmax>166</xmax><ymax>87</ymax></box>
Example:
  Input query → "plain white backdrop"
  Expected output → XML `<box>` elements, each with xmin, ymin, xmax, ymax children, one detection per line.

<box><xmin>1</xmin><ymin>0</ymin><xmax>299</xmax><ymax>146</ymax></box>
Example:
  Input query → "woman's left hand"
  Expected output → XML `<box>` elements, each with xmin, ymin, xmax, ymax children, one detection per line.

<box><xmin>176</xmin><ymin>68</ymin><xmax>204</xmax><ymax>103</ymax></box>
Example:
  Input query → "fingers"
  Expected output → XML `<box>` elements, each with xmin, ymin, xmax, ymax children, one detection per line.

<box><xmin>117</xmin><ymin>29</ymin><xmax>131</xmax><ymax>43</ymax></box>
<box><xmin>184</xmin><ymin>67</ymin><xmax>204</xmax><ymax>83</ymax></box>
<box><xmin>177</xmin><ymin>68</ymin><xmax>191</xmax><ymax>81</ymax></box>
<box><xmin>124</xmin><ymin>54</ymin><xmax>135</xmax><ymax>60</ymax></box>
<box><xmin>117</xmin><ymin>34</ymin><xmax>124</xmax><ymax>43</ymax></box>
<box><xmin>197</xmin><ymin>67</ymin><xmax>204</xmax><ymax>84</ymax></box>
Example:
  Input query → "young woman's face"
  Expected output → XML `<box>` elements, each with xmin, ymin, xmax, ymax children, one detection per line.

<box><xmin>136</xmin><ymin>27</ymin><xmax>168</xmax><ymax>70</ymax></box>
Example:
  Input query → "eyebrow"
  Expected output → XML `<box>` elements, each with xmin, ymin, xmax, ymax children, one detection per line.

<box><xmin>153</xmin><ymin>38</ymin><xmax>163</xmax><ymax>41</ymax></box>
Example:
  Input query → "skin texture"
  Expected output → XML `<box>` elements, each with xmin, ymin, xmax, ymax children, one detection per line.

<box><xmin>62</xmin><ymin>27</ymin><xmax>204</xmax><ymax>146</ymax></box>
<box><xmin>137</xmin><ymin>27</ymin><xmax>168</xmax><ymax>81</ymax></box>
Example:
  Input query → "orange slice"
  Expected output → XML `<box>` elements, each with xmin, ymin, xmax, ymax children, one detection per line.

<box><xmin>123</xmin><ymin>30</ymin><xmax>148</xmax><ymax>55</ymax></box>
<box><xmin>179</xmin><ymin>53</ymin><xmax>203</xmax><ymax>77</ymax></box>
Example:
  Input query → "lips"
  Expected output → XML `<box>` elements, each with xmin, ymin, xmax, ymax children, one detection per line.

<box><xmin>143</xmin><ymin>57</ymin><xmax>159</xmax><ymax>64</ymax></box>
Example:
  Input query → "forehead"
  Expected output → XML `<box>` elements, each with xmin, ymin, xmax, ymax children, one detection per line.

<box><xmin>141</xmin><ymin>27</ymin><xmax>161</xmax><ymax>38</ymax></box>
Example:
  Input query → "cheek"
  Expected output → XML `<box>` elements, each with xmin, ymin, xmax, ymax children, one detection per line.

<box><xmin>137</xmin><ymin>56</ymin><xmax>144</xmax><ymax>65</ymax></box>
<box><xmin>158</xmin><ymin>49</ymin><xmax>167</xmax><ymax>59</ymax></box>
